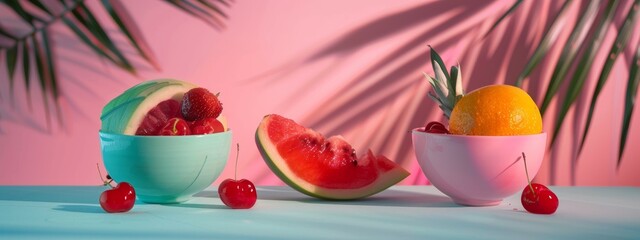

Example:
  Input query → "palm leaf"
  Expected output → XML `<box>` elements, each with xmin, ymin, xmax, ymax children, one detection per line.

<box><xmin>197</xmin><ymin>0</ymin><xmax>228</xmax><ymax>18</ymax></box>
<box><xmin>41</xmin><ymin>29</ymin><xmax>57</xmax><ymax>99</ymax></box>
<box><xmin>550</xmin><ymin>0</ymin><xmax>619</xmax><ymax>147</ymax></box>
<box><xmin>515</xmin><ymin>0</ymin><xmax>573</xmax><ymax>87</ymax></box>
<box><xmin>32</xmin><ymin>34</ymin><xmax>52</xmax><ymax>129</ymax></box>
<box><xmin>101</xmin><ymin>0</ymin><xmax>160</xmax><ymax>70</ymax></box>
<box><xmin>71</xmin><ymin>2</ymin><xmax>135</xmax><ymax>73</ymax></box>
<box><xmin>579</xmin><ymin>0</ymin><xmax>640</xmax><ymax>156</ymax></box>
<box><xmin>2</xmin><ymin>0</ymin><xmax>232</xmax><ymax>127</ymax></box>
<box><xmin>482</xmin><ymin>0</ymin><xmax>523</xmax><ymax>39</ymax></box>
<box><xmin>540</xmin><ymin>0</ymin><xmax>601</xmax><ymax>115</ymax></box>
<box><xmin>0</xmin><ymin>27</ymin><xmax>17</xmax><ymax>40</ymax></box>
<box><xmin>41</xmin><ymin>28</ymin><xmax>64</xmax><ymax>126</ymax></box>
<box><xmin>164</xmin><ymin>0</ymin><xmax>225</xmax><ymax>29</ymax></box>
<box><xmin>6</xmin><ymin>44</ymin><xmax>18</xmax><ymax>97</ymax></box>
<box><xmin>22</xmin><ymin>38</ymin><xmax>32</xmax><ymax>110</ymax></box>
<box><xmin>2</xmin><ymin>0</ymin><xmax>38</xmax><ymax>26</ymax></box>
<box><xmin>28</xmin><ymin>0</ymin><xmax>52</xmax><ymax>15</ymax></box>
<box><xmin>61</xmin><ymin>16</ymin><xmax>126</xmax><ymax>70</ymax></box>
<box><xmin>620</xmin><ymin>39</ymin><xmax>640</xmax><ymax>166</ymax></box>
<box><xmin>216</xmin><ymin>0</ymin><xmax>231</xmax><ymax>8</ymax></box>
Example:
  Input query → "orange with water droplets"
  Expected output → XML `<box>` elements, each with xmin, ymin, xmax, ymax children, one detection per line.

<box><xmin>448</xmin><ymin>85</ymin><xmax>542</xmax><ymax>136</ymax></box>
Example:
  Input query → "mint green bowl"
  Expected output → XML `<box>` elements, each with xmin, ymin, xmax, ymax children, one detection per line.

<box><xmin>99</xmin><ymin>131</ymin><xmax>232</xmax><ymax>203</ymax></box>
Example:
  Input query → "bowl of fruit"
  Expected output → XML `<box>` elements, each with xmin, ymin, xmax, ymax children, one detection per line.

<box><xmin>412</xmin><ymin>48</ymin><xmax>547</xmax><ymax>206</ymax></box>
<box><xmin>100</xmin><ymin>79</ymin><xmax>231</xmax><ymax>203</ymax></box>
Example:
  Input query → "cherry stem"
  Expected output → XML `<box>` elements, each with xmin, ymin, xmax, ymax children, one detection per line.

<box><xmin>96</xmin><ymin>163</ymin><xmax>113</xmax><ymax>188</ymax></box>
<box><xmin>172</xmin><ymin>119</ymin><xmax>179</xmax><ymax>134</ymax></box>
<box><xmin>522</xmin><ymin>152</ymin><xmax>535</xmax><ymax>197</ymax></box>
<box><xmin>234</xmin><ymin>143</ymin><xmax>239</xmax><ymax>180</ymax></box>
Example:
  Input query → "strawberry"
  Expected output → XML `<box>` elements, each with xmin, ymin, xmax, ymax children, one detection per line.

<box><xmin>191</xmin><ymin>118</ymin><xmax>225</xmax><ymax>135</ymax></box>
<box><xmin>181</xmin><ymin>88</ymin><xmax>223</xmax><ymax>121</ymax></box>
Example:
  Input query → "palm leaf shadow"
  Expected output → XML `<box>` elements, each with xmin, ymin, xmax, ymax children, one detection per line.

<box><xmin>246</xmin><ymin>1</ymin><xmax>515</xmax><ymax>184</ymax></box>
<box><xmin>242</xmin><ymin>0</ymin><xmax>494</xmax><ymax>86</ymax></box>
<box><xmin>0</xmin><ymin>0</ymin><xmax>231</xmax><ymax>133</ymax></box>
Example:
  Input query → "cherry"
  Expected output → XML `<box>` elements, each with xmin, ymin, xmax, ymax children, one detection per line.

<box><xmin>520</xmin><ymin>152</ymin><xmax>558</xmax><ymax>214</ymax></box>
<box><xmin>97</xmin><ymin>164</ymin><xmax>135</xmax><ymax>213</ymax></box>
<box><xmin>218</xmin><ymin>144</ymin><xmax>257</xmax><ymax>209</ymax></box>
<box><xmin>423</xmin><ymin>121</ymin><xmax>449</xmax><ymax>134</ymax></box>
<box><xmin>100</xmin><ymin>182</ymin><xmax>136</xmax><ymax>213</ymax></box>
<box><xmin>190</xmin><ymin>117</ymin><xmax>225</xmax><ymax>135</ymax></box>
<box><xmin>159</xmin><ymin>117</ymin><xmax>191</xmax><ymax>135</ymax></box>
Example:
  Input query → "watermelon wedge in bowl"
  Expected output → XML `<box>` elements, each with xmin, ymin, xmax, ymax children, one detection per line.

<box><xmin>255</xmin><ymin>114</ymin><xmax>410</xmax><ymax>200</ymax></box>
<box><xmin>99</xmin><ymin>79</ymin><xmax>231</xmax><ymax>203</ymax></box>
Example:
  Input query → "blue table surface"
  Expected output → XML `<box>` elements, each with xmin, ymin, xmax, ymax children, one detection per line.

<box><xmin>0</xmin><ymin>185</ymin><xmax>638</xmax><ymax>239</ymax></box>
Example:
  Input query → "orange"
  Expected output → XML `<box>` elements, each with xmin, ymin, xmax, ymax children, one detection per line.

<box><xmin>448</xmin><ymin>85</ymin><xmax>542</xmax><ymax>136</ymax></box>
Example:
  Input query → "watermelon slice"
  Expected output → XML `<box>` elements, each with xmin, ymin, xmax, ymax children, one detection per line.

<box><xmin>100</xmin><ymin>79</ymin><xmax>229</xmax><ymax>135</ymax></box>
<box><xmin>255</xmin><ymin>114</ymin><xmax>409</xmax><ymax>200</ymax></box>
<box><xmin>101</xmin><ymin>79</ymin><xmax>196</xmax><ymax>135</ymax></box>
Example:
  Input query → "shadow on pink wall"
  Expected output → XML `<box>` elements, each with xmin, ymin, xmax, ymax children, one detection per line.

<box><xmin>243</xmin><ymin>0</ymin><xmax>640</xmax><ymax>186</ymax></box>
<box><xmin>1</xmin><ymin>0</ymin><xmax>638</xmax><ymax>186</ymax></box>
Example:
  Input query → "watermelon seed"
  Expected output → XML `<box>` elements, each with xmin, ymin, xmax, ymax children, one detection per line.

<box><xmin>351</xmin><ymin>160</ymin><xmax>358</xmax><ymax>166</ymax></box>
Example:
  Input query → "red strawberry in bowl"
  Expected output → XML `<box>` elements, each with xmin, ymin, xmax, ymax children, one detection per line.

<box><xmin>181</xmin><ymin>88</ymin><xmax>223</xmax><ymax>121</ymax></box>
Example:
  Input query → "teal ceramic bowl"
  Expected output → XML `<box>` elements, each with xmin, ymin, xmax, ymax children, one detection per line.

<box><xmin>99</xmin><ymin>131</ymin><xmax>232</xmax><ymax>203</ymax></box>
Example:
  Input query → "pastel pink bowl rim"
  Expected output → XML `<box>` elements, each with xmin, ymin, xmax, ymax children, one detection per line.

<box><xmin>411</xmin><ymin>128</ymin><xmax>547</xmax><ymax>206</ymax></box>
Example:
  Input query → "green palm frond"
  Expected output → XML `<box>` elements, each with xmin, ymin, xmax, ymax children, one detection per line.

<box><xmin>486</xmin><ymin>0</ymin><xmax>640</xmax><ymax>168</ymax></box>
<box><xmin>515</xmin><ymin>0</ymin><xmax>573</xmax><ymax>88</ymax></box>
<box><xmin>620</xmin><ymin>36</ymin><xmax>640</xmax><ymax>164</ymax></box>
<box><xmin>0</xmin><ymin>0</ymin><xmax>231</xmax><ymax>126</ymax></box>
<box><xmin>579</xmin><ymin>0</ymin><xmax>639</xmax><ymax>163</ymax></box>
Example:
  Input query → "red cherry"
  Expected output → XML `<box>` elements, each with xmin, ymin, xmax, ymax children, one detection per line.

<box><xmin>190</xmin><ymin>118</ymin><xmax>225</xmax><ymax>135</ymax></box>
<box><xmin>423</xmin><ymin>121</ymin><xmax>449</xmax><ymax>134</ymax></box>
<box><xmin>521</xmin><ymin>183</ymin><xmax>559</xmax><ymax>214</ymax></box>
<box><xmin>520</xmin><ymin>152</ymin><xmax>558</xmax><ymax>214</ymax></box>
<box><xmin>159</xmin><ymin>118</ymin><xmax>191</xmax><ymax>135</ymax></box>
<box><xmin>100</xmin><ymin>182</ymin><xmax>136</xmax><ymax>213</ymax></box>
<box><xmin>218</xmin><ymin>144</ymin><xmax>257</xmax><ymax>209</ymax></box>
<box><xmin>218</xmin><ymin>179</ymin><xmax>257</xmax><ymax>209</ymax></box>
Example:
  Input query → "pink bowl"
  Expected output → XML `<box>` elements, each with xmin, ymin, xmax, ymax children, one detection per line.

<box><xmin>412</xmin><ymin>129</ymin><xmax>546</xmax><ymax>206</ymax></box>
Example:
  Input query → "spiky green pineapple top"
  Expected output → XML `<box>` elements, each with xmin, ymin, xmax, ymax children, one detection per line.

<box><xmin>424</xmin><ymin>46</ymin><xmax>465</xmax><ymax>118</ymax></box>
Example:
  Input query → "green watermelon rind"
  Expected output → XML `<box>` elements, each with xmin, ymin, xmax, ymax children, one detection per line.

<box><xmin>100</xmin><ymin>79</ymin><xmax>196</xmax><ymax>135</ymax></box>
<box><xmin>255</xmin><ymin>115</ymin><xmax>410</xmax><ymax>200</ymax></box>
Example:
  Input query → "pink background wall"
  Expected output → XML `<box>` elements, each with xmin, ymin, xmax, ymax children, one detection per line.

<box><xmin>1</xmin><ymin>0</ymin><xmax>639</xmax><ymax>186</ymax></box>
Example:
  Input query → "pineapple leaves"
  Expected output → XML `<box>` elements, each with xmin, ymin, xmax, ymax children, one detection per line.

<box><xmin>429</xmin><ymin>46</ymin><xmax>450</xmax><ymax>81</ymax></box>
<box><xmin>0</xmin><ymin>0</ymin><xmax>231</xmax><ymax>127</ymax></box>
<box><xmin>424</xmin><ymin>46</ymin><xmax>464</xmax><ymax>119</ymax></box>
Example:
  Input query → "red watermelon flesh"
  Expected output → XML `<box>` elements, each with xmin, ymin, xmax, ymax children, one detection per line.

<box><xmin>256</xmin><ymin>114</ymin><xmax>409</xmax><ymax>200</ymax></box>
<box><xmin>135</xmin><ymin>99</ymin><xmax>181</xmax><ymax>135</ymax></box>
